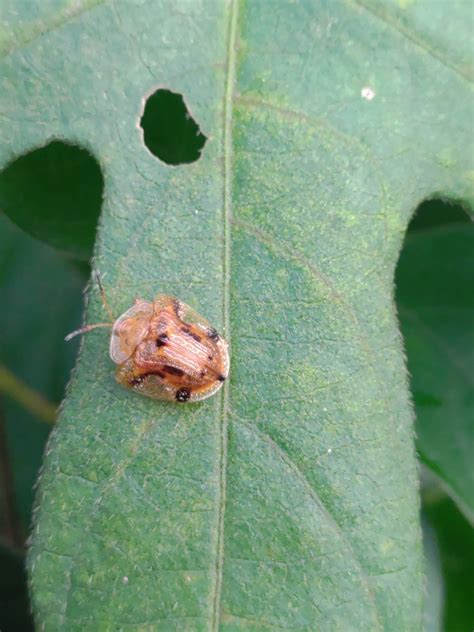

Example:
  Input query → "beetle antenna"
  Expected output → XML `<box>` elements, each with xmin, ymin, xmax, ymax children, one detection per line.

<box><xmin>65</xmin><ymin>322</ymin><xmax>113</xmax><ymax>342</ymax></box>
<box><xmin>95</xmin><ymin>271</ymin><xmax>115</xmax><ymax>321</ymax></box>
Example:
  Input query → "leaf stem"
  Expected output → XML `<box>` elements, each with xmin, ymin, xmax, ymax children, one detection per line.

<box><xmin>0</xmin><ymin>365</ymin><xmax>57</xmax><ymax>425</ymax></box>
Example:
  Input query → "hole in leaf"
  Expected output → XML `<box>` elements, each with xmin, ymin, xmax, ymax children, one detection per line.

<box><xmin>0</xmin><ymin>141</ymin><xmax>104</xmax><ymax>261</ymax></box>
<box><xmin>408</xmin><ymin>198</ymin><xmax>470</xmax><ymax>232</ymax></box>
<box><xmin>140</xmin><ymin>89</ymin><xmax>207</xmax><ymax>165</ymax></box>
<box><xmin>396</xmin><ymin>198</ymin><xmax>472</xmax><ymax>311</ymax></box>
<box><xmin>395</xmin><ymin>197</ymin><xmax>473</xmax><ymax>512</ymax></box>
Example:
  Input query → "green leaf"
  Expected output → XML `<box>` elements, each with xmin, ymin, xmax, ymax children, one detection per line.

<box><xmin>0</xmin><ymin>213</ymin><xmax>84</xmax><ymax>630</ymax></box>
<box><xmin>423</xmin><ymin>492</ymin><xmax>474</xmax><ymax>632</ymax></box>
<box><xmin>421</xmin><ymin>515</ymin><xmax>443</xmax><ymax>632</ymax></box>
<box><xmin>396</xmin><ymin>201</ymin><xmax>474</xmax><ymax>520</ymax></box>
<box><xmin>0</xmin><ymin>212</ymin><xmax>85</xmax><ymax>532</ymax></box>
<box><xmin>0</xmin><ymin>0</ymin><xmax>471</xmax><ymax>628</ymax></box>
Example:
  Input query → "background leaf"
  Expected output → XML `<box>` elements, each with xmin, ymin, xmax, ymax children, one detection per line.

<box><xmin>0</xmin><ymin>213</ymin><xmax>84</xmax><ymax>531</ymax></box>
<box><xmin>0</xmin><ymin>141</ymin><xmax>104</xmax><ymax>261</ymax></box>
<box><xmin>0</xmin><ymin>0</ymin><xmax>472</xmax><ymax>629</ymax></box>
<box><xmin>0</xmin><ymin>213</ymin><xmax>85</xmax><ymax>631</ymax></box>
<box><xmin>396</xmin><ymin>200</ymin><xmax>474</xmax><ymax>520</ymax></box>
<box><xmin>423</xmin><ymin>482</ymin><xmax>474</xmax><ymax>632</ymax></box>
<box><xmin>421</xmin><ymin>514</ymin><xmax>443</xmax><ymax>632</ymax></box>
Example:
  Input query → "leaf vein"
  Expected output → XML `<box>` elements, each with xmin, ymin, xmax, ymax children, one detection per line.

<box><xmin>234</xmin><ymin>417</ymin><xmax>384</xmax><ymax>631</ymax></box>
<box><xmin>1</xmin><ymin>0</ymin><xmax>106</xmax><ymax>60</ymax></box>
<box><xmin>350</xmin><ymin>0</ymin><xmax>472</xmax><ymax>82</ymax></box>
<box><xmin>211</xmin><ymin>1</ymin><xmax>238</xmax><ymax>629</ymax></box>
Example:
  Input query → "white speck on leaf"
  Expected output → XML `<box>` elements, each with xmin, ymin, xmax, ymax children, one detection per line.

<box><xmin>327</xmin><ymin>448</ymin><xmax>332</xmax><ymax>455</ymax></box>
<box><xmin>361</xmin><ymin>86</ymin><xmax>376</xmax><ymax>101</ymax></box>
<box><xmin>122</xmin><ymin>576</ymin><xmax>129</xmax><ymax>585</ymax></box>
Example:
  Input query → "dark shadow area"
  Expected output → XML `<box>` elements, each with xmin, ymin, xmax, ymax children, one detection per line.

<box><xmin>0</xmin><ymin>141</ymin><xmax>104</xmax><ymax>261</ymax></box>
<box><xmin>140</xmin><ymin>89</ymin><xmax>207</xmax><ymax>165</ymax></box>
<box><xmin>0</xmin><ymin>545</ymin><xmax>34</xmax><ymax>632</ymax></box>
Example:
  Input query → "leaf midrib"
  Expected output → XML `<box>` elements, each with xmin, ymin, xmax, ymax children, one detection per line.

<box><xmin>211</xmin><ymin>0</ymin><xmax>238</xmax><ymax>629</ymax></box>
<box><xmin>211</xmin><ymin>3</ymin><xmax>386</xmax><ymax>626</ymax></box>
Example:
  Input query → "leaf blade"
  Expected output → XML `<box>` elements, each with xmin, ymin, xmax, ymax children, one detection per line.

<box><xmin>0</xmin><ymin>0</ymin><xmax>471</xmax><ymax>628</ymax></box>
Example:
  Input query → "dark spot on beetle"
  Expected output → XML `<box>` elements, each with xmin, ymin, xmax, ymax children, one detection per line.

<box><xmin>217</xmin><ymin>374</ymin><xmax>226</xmax><ymax>382</ymax></box>
<box><xmin>208</xmin><ymin>355</ymin><xmax>213</xmax><ymax>361</ymax></box>
<box><xmin>163</xmin><ymin>365</ymin><xmax>185</xmax><ymax>377</ymax></box>
<box><xmin>176</xmin><ymin>388</ymin><xmax>191</xmax><ymax>402</ymax></box>
<box><xmin>199</xmin><ymin>369</ymin><xmax>206</xmax><ymax>378</ymax></box>
<box><xmin>207</xmin><ymin>327</ymin><xmax>219</xmax><ymax>340</ymax></box>
<box><xmin>188</xmin><ymin>331</ymin><xmax>202</xmax><ymax>343</ymax></box>
<box><xmin>131</xmin><ymin>370</ymin><xmax>165</xmax><ymax>386</ymax></box>
<box><xmin>156</xmin><ymin>337</ymin><xmax>167</xmax><ymax>347</ymax></box>
<box><xmin>181</xmin><ymin>326</ymin><xmax>191</xmax><ymax>334</ymax></box>
<box><xmin>130</xmin><ymin>375</ymin><xmax>145</xmax><ymax>387</ymax></box>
